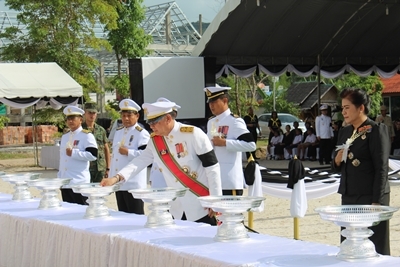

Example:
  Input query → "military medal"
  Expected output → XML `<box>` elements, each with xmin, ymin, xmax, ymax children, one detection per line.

<box><xmin>73</xmin><ymin>140</ymin><xmax>79</xmax><ymax>148</ymax></box>
<box><xmin>348</xmin><ymin>152</ymin><xmax>354</xmax><ymax>160</ymax></box>
<box><xmin>129</xmin><ymin>135</ymin><xmax>133</xmax><ymax>145</ymax></box>
<box><xmin>352</xmin><ymin>159</ymin><xmax>360</xmax><ymax>167</ymax></box>
<box><xmin>160</xmin><ymin>149</ymin><xmax>168</xmax><ymax>155</ymax></box>
<box><xmin>175</xmin><ymin>143</ymin><xmax>185</xmax><ymax>158</ymax></box>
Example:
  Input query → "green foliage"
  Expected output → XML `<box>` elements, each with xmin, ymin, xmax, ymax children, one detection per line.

<box><xmin>0</xmin><ymin>115</ymin><xmax>10</xmax><ymax>129</ymax></box>
<box><xmin>32</xmin><ymin>108</ymin><xmax>65</xmax><ymax>130</ymax></box>
<box><xmin>217</xmin><ymin>73</ymin><xmax>299</xmax><ymax>117</ymax></box>
<box><xmin>0</xmin><ymin>0</ymin><xmax>120</xmax><ymax>97</ymax></box>
<box><xmin>334</xmin><ymin>73</ymin><xmax>383</xmax><ymax>118</ymax></box>
<box><xmin>107</xmin><ymin>0</ymin><xmax>152</xmax><ymax>97</ymax></box>
<box><xmin>105</xmin><ymin>101</ymin><xmax>120</xmax><ymax>121</ymax></box>
<box><xmin>109</xmin><ymin>74</ymin><xmax>131</xmax><ymax>98</ymax></box>
<box><xmin>261</xmin><ymin>89</ymin><xmax>300</xmax><ymax>116</ymax></box>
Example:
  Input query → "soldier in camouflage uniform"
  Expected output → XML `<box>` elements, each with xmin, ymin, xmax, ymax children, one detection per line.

<box><xmin>82</xmin><ymin>102</ymin><xmax>111</xmax><ymax>182</ymax></box>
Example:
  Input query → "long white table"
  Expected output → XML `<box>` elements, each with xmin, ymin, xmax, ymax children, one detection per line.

<box><xmin>1</xmin><ymin>193</ymin><xmax>400</xmax><ymax>267</ymax></box>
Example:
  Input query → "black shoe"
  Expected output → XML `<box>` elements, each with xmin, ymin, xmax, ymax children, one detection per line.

<box><xmin>255</xmin><ymin>157</ymin><xmax>260</xmax><ymax>160</ymax></box>
<box><xmin>325</xmin><ymin>161</ymin><xmax>331</xmax><ymax>165</ymax></box>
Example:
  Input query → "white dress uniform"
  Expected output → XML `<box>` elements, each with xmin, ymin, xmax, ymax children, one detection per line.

<box><xmin>109</xmin><ymin>123</ymin><xmax>150</xmax><ymax>191</ymax></box>
<box><xmin>58</xmin><ymin>127</ymin><xmax>97</xmax><ymax>184</ymax></box>
<box><xmin>118</xmin><ymin>101</ymin><xmax>222</xmax><ymax>222</ymax></box>
<box><xmin>315</xmin><ymin>114</ymin><xmax>333</xmax><ymax>139</ymax></box>
<box><xmin>207</xmin><ymin>109</ymin><xmax>256</xmax><ymax>189</ymax></box>
<box><xmin>204</xmin><ymin>85</ymin><xmax>256</xmax><ymax>190</ymax></box>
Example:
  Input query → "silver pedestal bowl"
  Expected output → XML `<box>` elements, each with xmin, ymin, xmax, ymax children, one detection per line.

<box><xmin>198</xmin><ymin>196</ymin><xmax>265</xmax><ymax>242</ymax></box>
<box><xmin>315</xmin><ymin>205</ymin><xmax>399</xmax><ymax>261</ymax></box>
<box><xmin>71</xmin><ymin>183</ymin><xmax>120</xmax><ymax>219</ymax></box>
<box><xmin>129</xmin><ymin>187</ymin><xmax>187</xmax><ymax>228</ymax></box>
<box><xmin>28</xmin><ymin>178</ymin><xmax>72</xmax><ymax>209</ymax></box>
<box><xmin>0</xmin><ymin>173</ymin><xmax>41</xmax><ymax>201</ymax></box>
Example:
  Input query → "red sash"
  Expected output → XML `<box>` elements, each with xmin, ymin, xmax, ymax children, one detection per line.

<box><xmin>152</xmin><ymin>135</ymin><xmax>209</xmax><ymax>197</ymax></box>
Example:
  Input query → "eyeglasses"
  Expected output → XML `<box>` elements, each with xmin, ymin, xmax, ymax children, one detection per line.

<box><xmin>148</xmin><ymin>115</ymin><xmax>167</xmax><ymax>126</ymax></box>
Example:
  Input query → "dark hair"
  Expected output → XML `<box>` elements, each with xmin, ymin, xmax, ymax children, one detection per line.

<box><xmin>339</xmin><ymin>88</ymin><xmax>370</xmax><ymax>115</ymax></box>
<box><xmin>271</xmin><ymin>111</ymin><xmax>278</xmax><ymax>118</ymax></box>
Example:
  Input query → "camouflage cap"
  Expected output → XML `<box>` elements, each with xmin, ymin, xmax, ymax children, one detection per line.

<box><xmin>84</xmin><ymin>102</ymin><xmax>98</xmax><ymax>113</ymax></box>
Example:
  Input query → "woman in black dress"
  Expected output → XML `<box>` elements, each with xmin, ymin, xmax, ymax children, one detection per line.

<box><xmin>333</xmin><ymin>88</ymin><xmax>391</xmax><ymax>255</ymax></box>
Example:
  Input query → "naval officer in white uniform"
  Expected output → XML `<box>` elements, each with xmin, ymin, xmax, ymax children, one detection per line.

<box><xmin>58</xmin><ymin>106</ymin><xmax>98</xmax><ymax>205</ymax></box>
<box><xmin>204</xmin><ymin>85</ymin><xmax>256</xmax><ymax>196</ymax></box>
<box><xmin>149</xmin><ymin>97</ymin><xmax>181</xmax><ymax>188</ymax></box>
<box><xmin>101</xmin><ymin>100</ymin><xmax>222</xmax><ymax>225</ymax></box>
<box><xmin>109</xmin><ymin>99</ymin><xmax>150</xmax><ymax>214</ymax></box>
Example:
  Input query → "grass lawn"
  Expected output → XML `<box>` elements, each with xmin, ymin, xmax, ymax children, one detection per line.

<box><xmin>257</xmin><ymin>138</ymin><xmax>268</xmax><ymax>148</ymax></box>
<box><xmin>0</xmin><ymin>152</ymin><xmax>35</xmax><ymax>160</ymax></box>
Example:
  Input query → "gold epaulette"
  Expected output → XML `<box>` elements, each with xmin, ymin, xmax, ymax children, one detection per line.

<box><xmin>180</xmin><ymin>126</ymin><xmax>194</xmax><ymax>133</ymax></box>
<box><xmin>116</xmin><ymin>126</ymin><xmax>124</xmax><ymax>131</ymax></box>
<box><xmin>231</xmin><ymin>113</ymin><xmax>239</xmax><ymax>118</ymax></box>
<box><xmin>150</xmin><ymin>132</ymin><xmax>157</xmax><ymax>138</ymax></box>
<box><xmin>135</xmin><ymin>125</ymin><xmax>143</xmax><ymax>132</ymax></box>
<box><xmin>208</xmin><ymin>116</ymin><xmax>216</xmax><ymax>120</ymax></box>
<box><xmin>82</xmin><ymin>129</ymin><xmax>91</xmax><ymax>134</ymax></box>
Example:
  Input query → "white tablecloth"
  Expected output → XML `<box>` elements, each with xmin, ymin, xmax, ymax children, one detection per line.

<box><xmin>40</xmin><ymin>145</ymin><xmax>60</xmax><ymax>170</ymax></box>
<box><xmin>1</xmin><ymin>193</ymin><xmax>400</xmax><ymax>267</ymax></box>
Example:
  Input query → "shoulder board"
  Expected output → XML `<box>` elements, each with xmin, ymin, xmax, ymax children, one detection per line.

<box><xmin>63</xmin><ymin>129</ymin><xmax>70</xmax><ymax>135</ymax></box>
<box><xmin>116</xmin><ymin>126</ymin><xmax>124</xmax><ymax>131</ymax></box>
<box><xmin>150</xmin><ymin>132</ymin><xmax>157</xmax><ymax>138</ymax></box>
<box><xmin>82</xmin><ymin>129</ymin><xmax>91</xmax><ymax>134</ymax></box>
<box><xmin>208</xmin><ymin>116</ymin><xmax>216</xmax><ymax>120</ymax></box>
<box><xmin>230</xmin><ymin>113</ymin><xmax>240</xmax><ymax>118</ymax></box>
<box><xmin>135</xmin><ymin>125</ymin><xmax>143</xmax><ymax>132</ymax></box>
<box><xmin>180</xmin><ymin>126</ymin><xmax>194</xmax><ymax>133</ymax></box>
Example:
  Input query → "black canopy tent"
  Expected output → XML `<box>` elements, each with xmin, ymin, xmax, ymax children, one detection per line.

<box><xmin>193</xmin><ymin>0</ymin><xmax>400</xmax><ymax>104</ymax></box>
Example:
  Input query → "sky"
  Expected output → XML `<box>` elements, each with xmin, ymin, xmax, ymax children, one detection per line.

<box><xmin>0</xmin><ymin>1</ymin><xmax>223</xmax><ymax>23</ymax></box>
<box><xmin>144</xmin><ymin>0</ymin><xmax>223</xmax><ymax>22</ymax></box>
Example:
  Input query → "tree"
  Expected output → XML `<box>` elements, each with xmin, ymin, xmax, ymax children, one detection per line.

<box><xmin>0</xmin><ymin>0</ymin><xmax>120</xmax><ymax>97</ymax></box>
<box><xmin>107</xmin><ymin>0</ymin><xmax>152</xmax><ymax>99</ymax></box>
<box><xmin>333</xmin><ymin>73</ymin><xmax>383</xmax><ymax>118</ymax></box>
<box><xmin>0</xmin><ymin>116</ymin><xmax>10</xmax><ymax>129</ymax></box>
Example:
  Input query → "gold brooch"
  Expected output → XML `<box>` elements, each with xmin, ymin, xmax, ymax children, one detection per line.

<box><xmin>352</xmin><ymin>159</ymin><xmax>360</xmax><ymax>167</ymax></box>
<box><xmin>348</xmin><ymin>152</ymin><xmax>354</xmax><ymax>160</ymax></box>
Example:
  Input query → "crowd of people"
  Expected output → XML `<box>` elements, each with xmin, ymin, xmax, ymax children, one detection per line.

<box><xmin>264</xmin><ymin>109</ymin><xmax>343</xmax><ymax>165</ymax></box>
<box><xmin>55</xmin><ymin>85</ymin><xmax>397</xmax><ymax>255</ymax></box>
<box><xmin>57</xmin><ymin>85</ymin><xmax>256</xmax><ymax>226</ymax></box>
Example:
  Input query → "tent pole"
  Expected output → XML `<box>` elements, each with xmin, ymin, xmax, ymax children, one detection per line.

<box><xmin>317</xmin><ymin>54</ymin><xmax>321</xmax><ymax>115</ymax></box>
<box><xmin>294</xmin><ymin>217</ymin><xmax>300</xmax><ymax>240</ymax></box>
<box><xmin>33</xmin><ymin>105</ymin><xmax>39</xmax><ymax>166</ymax></box>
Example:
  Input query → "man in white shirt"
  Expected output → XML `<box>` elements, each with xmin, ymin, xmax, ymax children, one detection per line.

<box><xmin>375</xmin><ymin>105</ymin><xmax>395</xmax><ymax>144</ymax></box>
<box><xmin>109</xmin><ymin>99</ymin><xmax>150</xmax><ymax>214</ymax></box>
<box><xmin>101</xmin><ymin>100</ymin><xmax>222</xmax><ymax>225</ymax></box>
<box><xmin>58</xmin><ymin>106</ymin><xmax>98</xmax><ymax>205</ymax></box>
<box><xmin>204</xmin><ymin>85</ymin><xmax>256</xmax><ymax>196</ymax></box>
<box><xmin>315</xmin><ymin>104</ymin><xmax>333</xmax><ymax>165</ymax></box>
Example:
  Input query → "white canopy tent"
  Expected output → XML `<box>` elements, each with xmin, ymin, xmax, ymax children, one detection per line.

<box><xmin>0</xmin><ymin>62</ymin><xmax>82</xmax><ymax>108</ymax></box>
<box><xmin>0</xmin><ymin>62</ymin><xmax>83</xmax><ymax>166</ymax></box>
